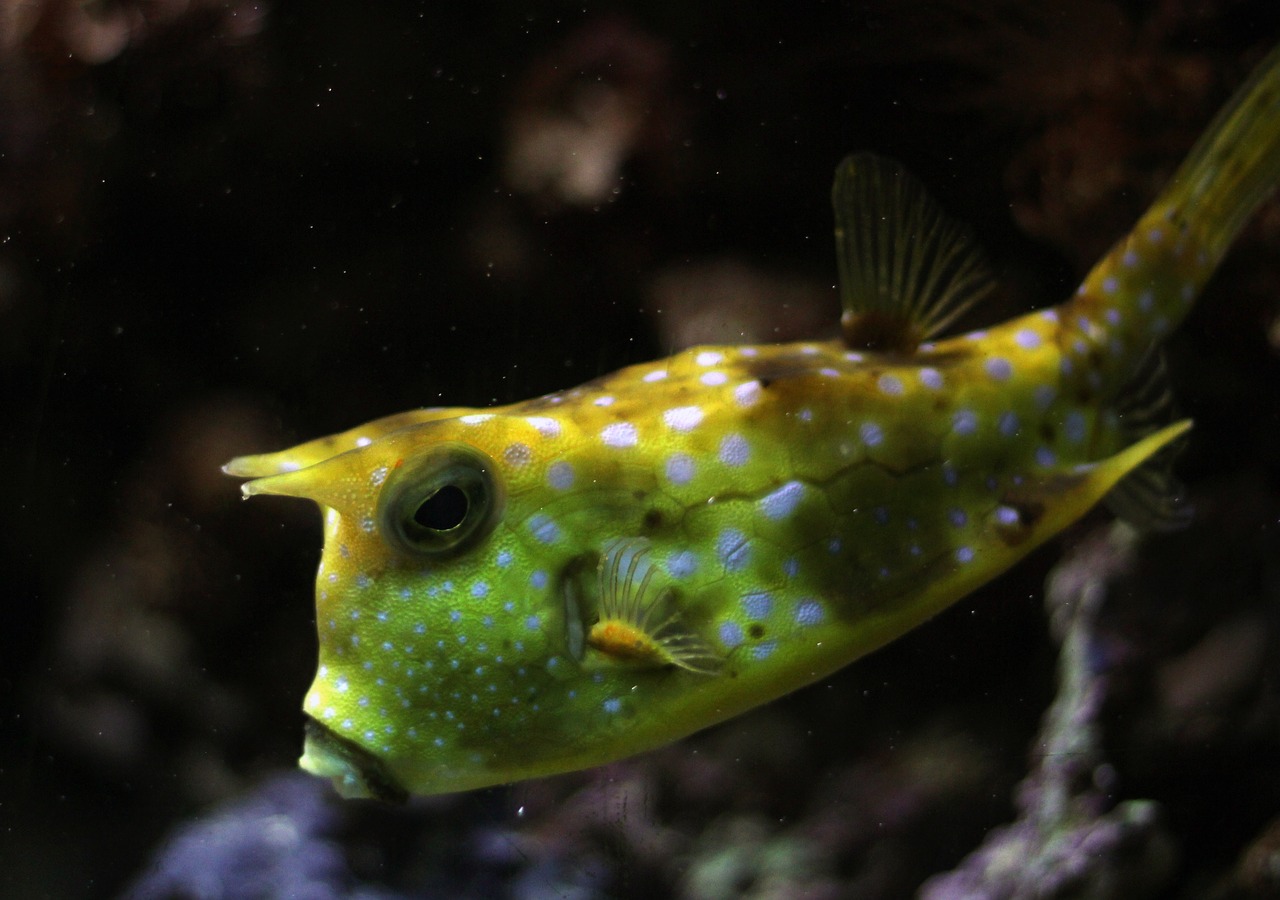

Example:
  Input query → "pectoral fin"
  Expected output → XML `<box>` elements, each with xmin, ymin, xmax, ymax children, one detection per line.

<box><xmin>581</xmin><ymin>538</ymin><xmax>724</xmax><ymax>675</ymax></box>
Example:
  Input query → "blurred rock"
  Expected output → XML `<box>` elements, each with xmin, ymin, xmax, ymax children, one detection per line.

<box><xmin>502</xmin><ymin>17</ymin><xmax>682</xmax><ymax>209</ymax></box>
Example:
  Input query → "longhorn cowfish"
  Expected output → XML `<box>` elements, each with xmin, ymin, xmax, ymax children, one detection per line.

<box><xmin>225</xmin><ymin>45</ymin><xmax>1280</xmax><ymax>801</ymax></box>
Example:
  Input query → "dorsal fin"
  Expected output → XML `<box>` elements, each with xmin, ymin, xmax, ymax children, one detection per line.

<box><xmin>585</xmin><ymin>538</ymin><xmax>724</xmax><ymax>675</ymax></box>
<box><xmin>1105</xmin><ymin>347</ymin><xmax>1194</xmax><ymax>531</ymax></box>
<box><xmin>833</xmin><ymin>153</ymin><xmax>995</xmax><ymax>353</ymax></box>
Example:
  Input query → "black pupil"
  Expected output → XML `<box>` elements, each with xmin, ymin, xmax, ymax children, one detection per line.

<box><xmin>414</xmin><ymin>484</ymin><xmax>469</xmax><ymax>531</ymax></box>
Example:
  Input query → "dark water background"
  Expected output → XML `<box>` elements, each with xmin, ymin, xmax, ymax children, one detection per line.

<box><xmin>3</xmin><ymin>2</ymin><xmax>1280</xmax><ymax>897</ymax></box>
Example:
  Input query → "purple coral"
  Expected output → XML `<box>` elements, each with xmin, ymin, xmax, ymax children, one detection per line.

<box><xmin>123</xmin><ymin>774</ymin><xmax>355</xmax><ymax>900</ymax></box>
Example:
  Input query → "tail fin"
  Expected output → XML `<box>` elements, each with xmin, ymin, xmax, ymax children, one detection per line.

<box><xmin>1149</xmin><ymin>42</ymin><xmax>1280</xmax><ymax>264</ymax></box>
<box><xmin>1063</xmin><ymin>44</ymin><xmax>1280</xmax><ymax>391</ymax></box>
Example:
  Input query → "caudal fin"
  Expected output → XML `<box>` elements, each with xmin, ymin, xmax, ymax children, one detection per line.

<box><xmin>1065</xmin><ymin>44</ymin><xmax>1280</xmax><ymax>391</ymax></box>
<box><xmin>1150</xmin><ymin>43</ymin><xmax>1280</xmax><ymax>264</ymax></box>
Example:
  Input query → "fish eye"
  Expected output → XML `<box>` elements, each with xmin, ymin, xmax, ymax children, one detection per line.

<box><xmin>413</xmin><ymin>484</ymin><xmax>469</xmax><ymax>531</ymax></box>
<box><xmin>378</xmin><ymin>444</ymin><xmax>502</xmax><ymax>557</ymax></box>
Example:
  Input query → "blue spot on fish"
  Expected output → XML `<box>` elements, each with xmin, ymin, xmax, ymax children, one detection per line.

<box><xmin>742</xmin><ymin>591</ymin><xmax>773</xmax><ymax>620</ymax></box>
<box><xmin>985</xmin><ymin>357</ymin><xmax>1013</xmax><ymax>381</ymax></box>
<box><xmin>719</xmin><ymin>621</ymin><xmax>745</xmax><ymax>648</ymax></box>
<box><xmin>758</xmin><ymin>481</ymin><xmax>805</xmax><ymax>521</ymax></box>
<box><xmin>752</xmin><ymin>641</ymin><xmax>778</xmax><ymax>661</ymax></box>
<box><xmin>717</xmin><ymin>529</ymin><xmax>751</xmax><ymax>572</ymax></box>
<box><xmin>860</xmin><ymin>421</ymin><xmax>884</xmax><ymax>447</ymax></box>
<box><xmin>528</xmin><ymin>514</ymin><xmax>560</xmax><ymax>544</ymax></box>
<box><xmin>795</xmin><ymin>599</ymin><xmax>824</xmax><ymax>626</ymax></box>
<box><xmin>668</xmin><ymin>550</ymin><xmax>698</xmax><ymax>579</ymax></box>
<box><xmin>1064</xmin><ymin>411</ymin><xmax>1087</xmax><ymax>443</ymax></box>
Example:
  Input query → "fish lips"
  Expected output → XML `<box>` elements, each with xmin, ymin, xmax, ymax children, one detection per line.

<box><xmin>299</xmin><ymin>715</ymin><xmax>409</xmax><ymax>804</ymax></box>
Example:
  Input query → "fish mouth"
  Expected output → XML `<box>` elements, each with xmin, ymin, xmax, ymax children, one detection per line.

<box><xmin>299</xmin><ymin>716</ymin><xmax>409</xmax><ymax>803</ymax></box>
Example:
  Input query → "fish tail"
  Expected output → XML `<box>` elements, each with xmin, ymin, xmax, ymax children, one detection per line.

<box><xmin>1150</xmin><ymin>42</ymin><xmax>1280</xmax><ymax>265</ymax></box>
<box><xmin>1062</xmin><ymin>44</ymin><xmax>1280</xmax><ymax>384</ymax></box>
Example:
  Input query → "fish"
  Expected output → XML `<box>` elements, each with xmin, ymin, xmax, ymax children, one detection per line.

<box><xmin>225</xmin><ymin>44</ymin><xmax>1280</xmax><ymax>801</ymax></box>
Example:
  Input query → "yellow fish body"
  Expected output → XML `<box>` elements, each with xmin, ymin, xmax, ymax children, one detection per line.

<box><xmin>226</xmin><ymin>45</ymin><xmax>1280</xmax><ymax>801</ymax></box>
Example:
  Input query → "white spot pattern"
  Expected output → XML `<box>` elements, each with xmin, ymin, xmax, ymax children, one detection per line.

<box><xmin>525</xmin><ymin>416</ymin><xmax>562</xmax><ymax>437</ymax></box>
<box><xmin>878</xmin><ymin>374</ymin><xmax>904</xmax><ymax>396</ymax></box>
<box><xmin>503</xmin><ymin>442</ymin><xmax>533</xmax><ymax>466</ymax></box>
<box><xmin>734</xmin><ymin>381</ymin><xmax>762</xmax><ymax>407</ymax></box>
<box><xmin>919</xmin><ymin>368</ymin><xmax>943</xmax><ymax>390</ymax></box>
<box><xmin>663</xmin><ymin>406</ymin><xmax>704</xmax><ymax>432</ymax></box>
<box><xmin>601</xmin><ymin>422</ymin><xmax>638</xmax><ymax>448</ymax></box>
